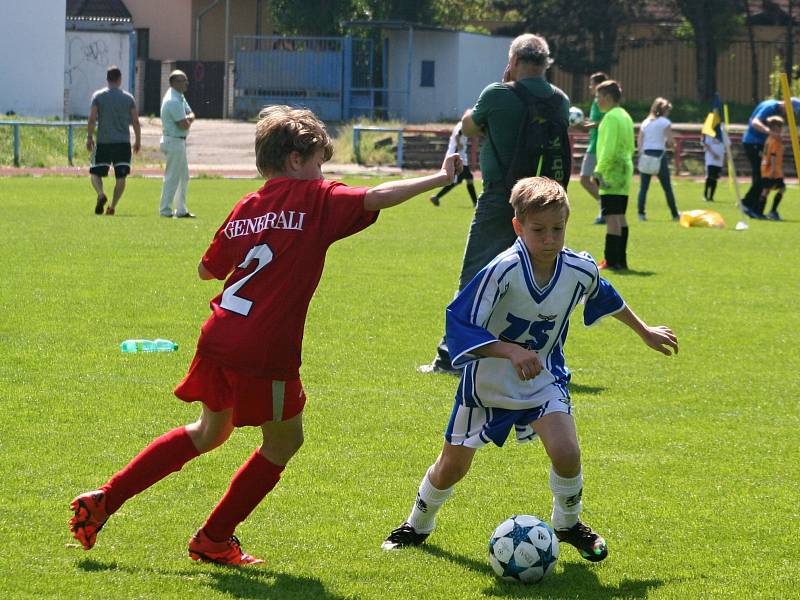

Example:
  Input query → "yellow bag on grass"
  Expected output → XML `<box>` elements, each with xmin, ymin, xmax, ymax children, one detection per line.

<box><xmin>679</xmin><ymin>210</ymin><xmax>726</xmax><ymax>229</ymax></box>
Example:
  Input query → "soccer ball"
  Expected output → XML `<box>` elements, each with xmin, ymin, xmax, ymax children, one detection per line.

<box><xmin>488</xmin><ymin>515</ymin><xmax>559</xmax><ymax>583</ymax></box>
<box><xmin>568</xmin><ymin>106</ymin><xmax>585</xmax><ymax>126</ymax></box>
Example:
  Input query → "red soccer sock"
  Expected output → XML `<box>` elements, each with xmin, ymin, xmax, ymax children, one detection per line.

<box><xmin>102</xmin><ymin>426</ymin><xmax>200</xmax><ymax>514</ymax></box>
<box><xmin>202</xmin><ymin>450</ymin><xmax>284</xmax><ymax>542</ymax></box>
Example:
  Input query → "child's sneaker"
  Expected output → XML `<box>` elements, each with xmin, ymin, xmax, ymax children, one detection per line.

<box><xmin>69</xmin><ymin>490</ymin><xmax>109</xmax><ymax>550</ymax></box>
<box><xmin>555</xmin><ymin>521</ymin><xmax>608</xmax><ymax>562</ymax></box>
<box><xmin>429</xmin><ymin>195</ymin><xmax>440</xmax><ymax>207</ymax></box>
<box><xmin>105</xmin><ymin>206</ymin><xmax>115</xmax><ymax>216</ymax></box>
<box><xmin>188</xmin><ymin>529</ymin><xmax>265</xmax><ymax>565</ymax></box>
<box><xmin>767</xmin><ymin>211</ymin><xmax>782</xmax><ymax>221</ymax></box>
<box><xmin>381</xmin><ymin>522</ymin><xmax>429</xmax><ymax>550</ymax></box>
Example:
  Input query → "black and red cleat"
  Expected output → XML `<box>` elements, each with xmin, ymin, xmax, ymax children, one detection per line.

<box><xmin>69</xmin><ymin>490</ymin><xmax>109</xmax><ymax>550</ymax></box>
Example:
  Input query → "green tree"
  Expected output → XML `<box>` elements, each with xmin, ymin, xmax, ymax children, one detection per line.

<box><xmin>672</xmin><ymin>0</ymin><xmax>743</xmax><ymax>101</ymax></box>
<box><xmin>492</xmin><ymin>0</ymin><xmax>642</xmax><ymax>94</ymax></box>
<box><xmin>270</xmin><ymin>0</ymin><xmax>357</xmax><ymax>35</ymax></box>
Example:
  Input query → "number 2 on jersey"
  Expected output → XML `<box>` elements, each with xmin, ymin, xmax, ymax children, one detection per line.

<box><xmin>220</xmin><ymin>243</ymin><xmax>273</xmax><ymax>316</ymax></box>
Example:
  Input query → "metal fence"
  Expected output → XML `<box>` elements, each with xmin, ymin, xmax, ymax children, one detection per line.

<box><xmin>0</xmin><ymin>121</ymin><xmax>88</xmax><ymax>166</ymax></box>
<box><xmin>234</xmin><ymin>36</ymin><xmax>346</xmax><ymax>120</ymax></box>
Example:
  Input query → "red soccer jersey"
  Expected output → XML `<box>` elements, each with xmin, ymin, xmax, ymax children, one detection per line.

<box><xmin>196</xmin><ymin>177</ymin><xmax>375</xmax><ymax>378</ymax></box>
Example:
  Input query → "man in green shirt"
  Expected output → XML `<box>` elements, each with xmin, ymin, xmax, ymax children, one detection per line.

<box><xmin>578</xmin><ymin>72</ymin><xmax>608</xmax><ymax>224</ymax></box>
<box><xmin>419</xmin><ymin>33</ymin><xmax>570</xmax><ymax>375</ymax></box>
<box><xmin>593</xmin><ymin>80</ymin><xmax>634</xmax><ymax>271</ymax></box>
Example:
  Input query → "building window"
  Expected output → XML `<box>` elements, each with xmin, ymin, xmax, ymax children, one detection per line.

<box><xmin>135</xmin><ymin>29</ymin><xmax>149</xmax><ymax>60</ymax></box>
<box><xmin>420</xmin><ymin>60</ymin><xmax>435</xmax><ymax>87</ymax></box>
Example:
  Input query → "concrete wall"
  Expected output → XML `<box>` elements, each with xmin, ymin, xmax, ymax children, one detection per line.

<box><xmin>0</xmin><ymin>0</ymin><xmax>66</xmax><ymax>117</ymax></box>
<box><xmin>456</xmin><ymin>33</ymin><xmax>511</xmax><ymax>114</ymax></box>
<box><xmin>125</xmin><ymin>0</ymin><xmax>193</xmax><ymax>59</ymax></box>
<box><xmin>387</xmin><ymin>29</ymin><xmax>513</xmax><ymax>123</ymax></box>
<box><xmin>65</xmin><ymin>31</ymin><xmax>132</xmax><ymax>117</ymax></box>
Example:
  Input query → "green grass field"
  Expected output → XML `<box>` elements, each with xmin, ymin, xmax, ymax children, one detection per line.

<box><xmin>1</xmin><ymin>175</ymin><xmax>797</xmax><ymax>599</ymax></box>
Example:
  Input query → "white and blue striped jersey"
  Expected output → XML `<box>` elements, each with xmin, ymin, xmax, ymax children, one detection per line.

<box><xmin>446</xmin><ymin>238</ymin><xmax>625</xmax><ymax>410</ymax></box>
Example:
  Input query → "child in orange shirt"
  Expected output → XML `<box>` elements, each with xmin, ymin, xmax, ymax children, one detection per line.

<box><xmin>759</xmin><ymin>115</ymin><xmax>786</xmax><ymax>220</ymax></box>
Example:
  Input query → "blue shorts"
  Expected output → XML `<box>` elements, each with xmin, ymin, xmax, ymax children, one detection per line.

<box><xmin>444</xmin><ymin>398</ymin><xmax>572</xmax><ymax>448</ymax></box>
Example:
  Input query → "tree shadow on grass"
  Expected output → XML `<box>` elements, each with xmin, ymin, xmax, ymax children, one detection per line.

<box><xmin>420</xmin><ymin>546</ymin><xmax>664</xmax><ymax>599</ymax></box>
<box><xmin>76</xmin><ymin>558</ymin><xmax>349</xmax><ymax>600</ymax></box>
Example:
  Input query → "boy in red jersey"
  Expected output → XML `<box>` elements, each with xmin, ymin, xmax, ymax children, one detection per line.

<box><xmin>70</xmin><ymin>105</ymin><xmax>462</xmax><ymax>565</ymax></box>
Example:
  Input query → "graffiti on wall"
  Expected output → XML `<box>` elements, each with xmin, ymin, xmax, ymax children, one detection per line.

<box><xmin>64</xmin><ymin>33</ymin><xmax>129</xmax><ymax>117</ymax></box>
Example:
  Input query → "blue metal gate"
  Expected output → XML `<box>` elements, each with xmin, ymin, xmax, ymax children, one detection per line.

<box><xmin>234</xmin><ymin>36</ymin><xmax>347</xmax><ymax>120</ymax></box>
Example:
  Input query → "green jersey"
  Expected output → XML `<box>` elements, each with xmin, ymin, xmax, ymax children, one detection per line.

<box><xmin>586</xmin><ymin>100</ymin><xmax>605</xmax><ymax>155</ymax></box>
<box><xmin>471</xmin><ymin>77</ymin><xmax>570</xmax><ymax>187</ymax></box>
<box><xmin>595</xmin><ymin>106</ymin><xmax>634</xmax><ymax>196</ymax></box>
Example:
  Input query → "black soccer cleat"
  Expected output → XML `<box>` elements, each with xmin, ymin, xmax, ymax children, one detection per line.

<box><xmin>555</xmin><ymin>521</ymin><xmax>608</xmax><ymax>562</ymax></box>
<box><xmin>94</xmin><ymin>194</ymin><xmax>107</xmax><ymax>215</ymax></box>
<box><xmin>381</xmin><ymin>522</ymin><xmax>429</xmax><ymax>550</ymax></box>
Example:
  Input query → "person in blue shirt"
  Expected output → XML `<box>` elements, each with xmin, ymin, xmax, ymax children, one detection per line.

<box><xmin>382</xmin><ymin>176</ymin><xmax>678</xmax><ymax>563</ymax></box>
<box><xmin>741</xmin><ymin>97</ymin><xmax>799</xmax><ymax>217</ymax></box>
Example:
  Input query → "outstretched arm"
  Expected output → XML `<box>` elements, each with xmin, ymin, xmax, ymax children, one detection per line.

<box><xmin>612</xmin><ymin>305</ymin><xmax>679</xmax><ymax>356</ymax></box>
<box><xmin>363</xmin><ymin>153</ymin><xmax>461</xmax><ymax>211</ymax></box>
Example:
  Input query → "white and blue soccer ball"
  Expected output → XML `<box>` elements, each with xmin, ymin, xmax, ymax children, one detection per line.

<box><xmin>568</xmin><ymin>106</ymin><xmax>585</xmax><ymax>127</ymax></box>
<box><xmin>488</xmin><ymin>515</ymin><xmax>559</xmax><ymax>583</ymax></box>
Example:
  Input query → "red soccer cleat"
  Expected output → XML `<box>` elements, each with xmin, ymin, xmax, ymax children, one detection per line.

<box><xmin>188</xmin><ymin>529</ymin><xmax>265</xmax><ymax>565</ymax></box>
<box><xmin>69</xmin><ymin>490</ymin><xmax>109</xmax><ymax>550</ymax></box>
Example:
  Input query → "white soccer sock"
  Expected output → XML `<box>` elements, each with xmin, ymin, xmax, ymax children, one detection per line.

<box><xmin>406</xmin><ymin>469</ymin><xmax>454</xmax><ymax>534</ymax></box>
<box><xmin>549</xmin><ymin>467</ymin><xmax>583</xmax><ymax>531</ymax></box>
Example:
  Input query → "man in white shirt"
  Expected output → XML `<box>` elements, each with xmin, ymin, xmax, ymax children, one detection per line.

<box><xmin>159</xmin><ymin>70</ymin><xmax>196</xmax><ymax>218</ymax></box>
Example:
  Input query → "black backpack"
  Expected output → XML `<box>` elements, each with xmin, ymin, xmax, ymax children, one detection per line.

<box><xmin>487</xmin><ymin>81</ymin><xmax>572</xmax><ymax>192</ymax></box>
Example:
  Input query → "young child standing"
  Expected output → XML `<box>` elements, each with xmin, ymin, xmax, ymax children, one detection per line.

<box><xmin>593</xmin><ymin>80</ymin><xmax>635</xmax><ymax>271</ymax></box>
<box><xmin>701</xmin><ymin>131</ymin><xmax>725</xmax><ymax>202</ymax></box>
<box><xmin>758</xmin><ymin>115</ymin><xmax>786</xmax><ymax>220</ymax></box>
<box><xmin>382</xmin><ymin>177</ymin><xmax>678</xmax><ymax>562</ymax></box>
<box><xmin>69</xmin><ymin>105</ymin><xmax>462</xmax><ymax>565</ymax></box>
<box><xmin>577</xmin><ymin>71</ymin><xmax>609</xmax><ymax>225</ymax></box>
<box><xmin>430</xmin><ymin>122</ymin><xmax>478</xmax><ymax>207</ymax></box>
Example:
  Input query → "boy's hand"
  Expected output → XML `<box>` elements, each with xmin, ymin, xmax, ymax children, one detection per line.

<box><xmin>640</xmin><ymin>325</ymin><xmax>679</xmax><ymax>356</ymax></box>
<box><xmin>441</xmin><ymin>153</ymin><xmax>463</xmax><ymax>182</ymax></box>
<box><xmin>507</xmin><ymin>345</ymin><xmax>544</xmax><ymax>381</ymax></box>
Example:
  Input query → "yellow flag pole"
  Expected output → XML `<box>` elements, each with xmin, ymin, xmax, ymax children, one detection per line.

<box><xmin>722</xmin><ymin>104</ymin><xmax>748</xmax><ymax>229</ymax></box>
<box><xmin>778</xmin><ymin>73</ymin><xmax>800</xmax><ymax>184</ymax></box>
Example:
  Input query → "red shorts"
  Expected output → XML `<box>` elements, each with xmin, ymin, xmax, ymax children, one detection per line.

<box><xmin>174</xmin><ymin>355</ymin><xmax>306</xmax><ymax>427</ymax></box>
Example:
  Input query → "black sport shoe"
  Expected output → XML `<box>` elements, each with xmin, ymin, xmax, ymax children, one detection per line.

<box><xmin>94</xmin><ymin>194</ymin><xmax>107</xmax><ymax>215</ymax></box>
<box><xmin>429</xmin><ymin>195</ymin><xmax>440</xmax><ymax>207</ymax></box>
<box><xmin>381</xmin><ymin>522</ymin><xmax>429</xmax><ymax>550</ymax></box>
<box><xmin>555</xmin><ymin>521</ymin><xmax>608</xmax><ymax>562</ymax></box>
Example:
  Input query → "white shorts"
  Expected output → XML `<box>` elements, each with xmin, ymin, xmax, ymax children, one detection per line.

<box><xmin>580</xmin><ymin>152</ymin><xmax>597</xmax><ymax>177</ymax></box>
<box><xmin>445</xmin><ymin>398</ymin><xmax>572</xmax><ymax>448</ymax></box>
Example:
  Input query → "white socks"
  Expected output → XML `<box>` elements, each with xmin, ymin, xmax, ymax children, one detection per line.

<box><xmin>550</xmin><ymin>467</ymin><xmax>583</xmax><ymax>531</ymax></box>
<box><xmin>406</xmin><ymin>469</ymin><xmax>454</xmax><ymax>534</ymax></box>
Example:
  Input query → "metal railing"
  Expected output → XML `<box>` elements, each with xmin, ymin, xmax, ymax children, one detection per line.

<box><xmin>0</xmin><ymin>121</ymin><xmax>88</xmax><ymax>167</ymax></box>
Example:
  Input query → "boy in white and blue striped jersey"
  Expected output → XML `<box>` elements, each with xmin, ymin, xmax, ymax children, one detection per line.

<box><xmin>383</xmin><ymin>177</ymin><xmax>678</xmax><ymax>562</ymax></box>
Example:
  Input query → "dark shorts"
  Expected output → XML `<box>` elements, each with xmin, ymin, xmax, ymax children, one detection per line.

<box><xmin>600</xmin><ymin>194</ymin><xmax>628</xmax><ymax>216</ymax></box>
<box><xmin>705</xmin><ymin>165</ymin><xmax>722</xmax><ymax>179</ymax></box>
<box><xmin>174</xmin><ymin>354</ymin><xmax>307</xmax><ymax>427</ymax></box>
<box><xmin>761</xmin><ymin>178</ymin><xmax>785</xmax><ymax>191</ymax></box>
<box><xmin>90</xmin><ymin>143</ymin><xmax>132</xmax><ymax>178</ymax></box>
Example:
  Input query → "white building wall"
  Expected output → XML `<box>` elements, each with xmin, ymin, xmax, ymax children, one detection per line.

<box><xmin>456</xmin><ymin>33</ymin><xmax>513</xmax><ymax>114</ymax></box>
<box><xmin>386</xmin><ymin>29</ymin><xmax>514</xmax><ymax>123</ymax></box>
<box><xmin>65</xmin><ymin>31</ymin><xmax>132</xmax><ymax>118</ymax></box>
<box><xmin>0</xmin><ymin>0</ymin><xmax>66</xmax><ymax>117</ymax></box>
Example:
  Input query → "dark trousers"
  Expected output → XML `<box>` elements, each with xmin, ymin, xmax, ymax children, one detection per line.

<box><xmin>434</xmin><ymin>188</ymin><xmax>517</xmax><ymax>369</ymax></box>
<box><xmin>637</xmin><ymin>150</ymin><xmax>678</xmax><ymax>218</ymax></box>
<box><xmin>742</xmin><ymin>142</ymin><xmax>764</xmax><ymax>211</ymax></box>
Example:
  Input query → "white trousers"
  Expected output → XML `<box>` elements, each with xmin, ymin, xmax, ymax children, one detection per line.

<box><xmin>159</xmin><ymin>137</ymin><xmax>189</xmax><ymax>216</ymax></box>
